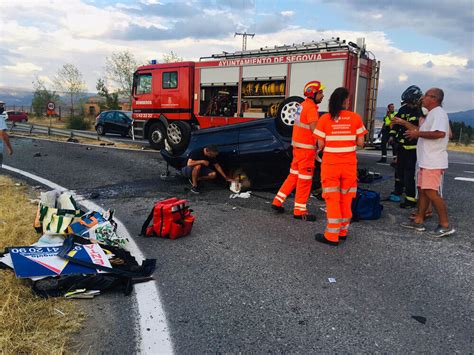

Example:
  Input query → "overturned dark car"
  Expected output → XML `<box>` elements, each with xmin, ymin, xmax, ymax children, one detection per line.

<box><xmin>160</xmin><ymin>118</ymin><xmax>293</xmax><ymax>189</ymax></box>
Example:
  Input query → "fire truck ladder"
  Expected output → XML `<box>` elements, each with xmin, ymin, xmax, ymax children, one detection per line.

<box><xmin>201</xmin><ymin>37</ymin><xmax>360</xmax><ymax>60</ymax></box>
<box><xmin>366</xmin><ymin>59</ymin><xmax>381</xmax><ymax>142</ymax></box>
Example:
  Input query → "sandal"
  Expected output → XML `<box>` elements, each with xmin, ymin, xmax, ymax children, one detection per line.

<box><xmin>409</xmin><ymin>211</ymin><xmax>433</xmax><ymax>220</ymax></box>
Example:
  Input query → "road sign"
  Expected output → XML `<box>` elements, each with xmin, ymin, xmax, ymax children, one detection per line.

<box><xmin>47</xmin><ymin>101</ymin><xmax>55</xmax><ymax>110</ymax></box>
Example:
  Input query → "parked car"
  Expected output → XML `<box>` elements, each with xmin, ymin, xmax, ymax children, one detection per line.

<box><xmin>5</xmin><ymin>110</ymin><xmax>28</xmax><ymax>122</ymax></box>
<box><xmin>95</xmin><ymin>110</ymin><xmax>133</xmax><ymax>137</ymax></box>
<box><xmin>161</xmin><ymin>118</ymin><xmax>294</xmax><ymax>189</ymax></box>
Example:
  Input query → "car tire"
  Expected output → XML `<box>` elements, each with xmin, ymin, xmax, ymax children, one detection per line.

<box><xmin>166</xmin><ymin>121</ymin><xmax>191</xmax><ymax>154</ymax></box>
<box><xmin>148</xmin><ymin>121</ymin><xmax>166</xmax><ymax>149</ymax></box>
<box><xmin>276</xmin><ymin>96</ymin><xmax>304</xmax><ymax>137</ymax></box>
<box><xmin>96</xmin><ymin>125</ymin><xmax>105</xmax><ymax>136</ymax></box>
<box><xmin>127</xmin><ymin>127</ymin><xmax>133</xmax><ymax>138</ymax></box>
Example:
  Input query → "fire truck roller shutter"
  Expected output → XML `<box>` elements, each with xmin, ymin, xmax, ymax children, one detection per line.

<box><xmin>276</xmin><ymin>96</ymin><xmax>304</xmax><ymax>137</ymax></box>
<box><xmin>166</xmin><ymin>120</ymin><xmax>191</xmax><ymax>154</ymax></box>
<box><xmin>289</xmin><ymin>61</ymin><xmax>345</xmax><ymax>113</ymax></box>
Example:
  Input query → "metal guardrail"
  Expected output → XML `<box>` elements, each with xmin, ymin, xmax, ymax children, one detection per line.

<box><xmin>7</xmin><ymin>122</ymin><xmax>115</xmax><ymax>144</ymax></box>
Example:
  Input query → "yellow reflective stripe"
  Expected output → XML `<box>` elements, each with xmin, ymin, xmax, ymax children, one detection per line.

<box><xmin>341</xmin><ymin>218</ymin><xmax>351</xmax><ymax>223</ymax></box>
<box><xmin>403</xmin><ymin>145</ymin><xmax>417</xmax><ymax>150</ymax></box>
<box><xmin>341</xmin><ymin>187</ymin><xmax>357</xmax><ymax>194</ymax></box>
<box><xmin>406</xmin><ymin>196</ymin><xmax>417</xmax><ymax>202</ymax></box>
<box><xmin>324</xmin><ymin>146</ymin><xmax>356</xmax><ymax>153</ymax></box>
<box><xmin>327</xmin><ymin>218</ymin><xmax>342</xmax><ymax>223</ymax></box>
<box><xmin>277</xmin><ymin>191</ymin><xmax>287</xmax><ymax>198</ymax></box>
<box><xmin>326</xmin><ymin>135</ymin><xmax>356</xmax><ymax>141</ymax></box>
<box><xmin>313</xmin><ymin>129</ymin><xmax>326</xmax><ymax>138</ymax></box>
<box><xmin>274</xmin><ymin>196</ymin><xmax>284</xmax><ymax>203</ymax></box>
<box><xmin>289</xmin><ymin>169</ymin><xmax>298</xmax><ymax>175</ymax></box>
<box><xmin>322</xmin><ymin>187</ymin><xmax>340</xmax><ymax>193</ymax></box>
<box><xmin>326</xmin><ymin>227</ymin><xmax>340</xmax><ymax>233</ymax></box>
<box><xmin>294</xmin><ymin>202</ymin><xmax>306</xmax><ymax>208</ymax></box>
<box><xmin>292</xmin><ymin>141</ymin><xmax>316</xmax><ymax>149</ymax></box>
<box><xmin>298</xmin><ymin>174</ymin><xmax>313</xmax><ymax>180</ymax></box>
<box><xmin>356</xmin><ymin>126</ymin><xmax>366</xmax><ymax>134</ymax></box>
<box><xmin>295</xmin><ymin>122</ymin><xmax>311</xmax><ymax>130</ymax></box>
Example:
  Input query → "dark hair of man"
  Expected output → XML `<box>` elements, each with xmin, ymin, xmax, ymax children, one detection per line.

<box><xmin>206</xmin><ymin>144</ymin><xmax>219</xmax><ymax>154</ymax></box>
<box><xmin>388</xmin><ymin>103</ymin><xmax>394</xmax><ymax>108</ymax></box>
<box><xmin>328</xmin><ymin>87</ymin><xmax>349</xmax><ymax>120</ymax></box>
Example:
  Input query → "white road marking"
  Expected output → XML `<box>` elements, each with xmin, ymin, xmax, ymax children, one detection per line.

<box><xmin>464</xmin><ymin>171</ymin><xmax>474</xmax><ymax>174</ymax></box>
<box><xmin>2</xmin><ymin>164</ymin><xmax>173</xmax><ymax>354</ymax></box>
<box><xmin>356</xmin><ymin>151</ymin><xmax>474</xmax><ymax>166</ymax></box>
<box><xmin>454</xmin><ymin>177</ymin><xmax>474</xmax><ymax>182</ymax></box>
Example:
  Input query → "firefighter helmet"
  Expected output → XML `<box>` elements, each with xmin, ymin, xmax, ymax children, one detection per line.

<box><xmin>304</xmin><ymin>81</ymin><xmax>325</xmax><ymax>98</ymax></box>
<box><xmin>401</xmin><ymin>85</ymin><xmax>423</xmax><ymax>104</ymax></box>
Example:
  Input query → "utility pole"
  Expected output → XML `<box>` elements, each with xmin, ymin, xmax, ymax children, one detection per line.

<box><xmin>234</xmin><ymin>32</ymin><xmax>255</xmax><ymax>51</ymax></box>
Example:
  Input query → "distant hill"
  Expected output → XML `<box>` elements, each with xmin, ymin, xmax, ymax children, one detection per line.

<box><xmin>375</xmin><ymin>106</ymin><xmax>473</xmax><ymax>127</ymax></box>
<box><xmin>0</xmin><ymin>86</ymin><xmax>33</xmax><ymax>107</ymax></box>
<box><xmin>448</xmin><ymin>109</ymin><xmax>474</xmax><ymax>126</ymax></box>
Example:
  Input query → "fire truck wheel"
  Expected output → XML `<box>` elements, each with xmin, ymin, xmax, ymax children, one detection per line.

<box><xmin>167</xmin><ymin>121</ymin><xmax>191</xmax><ymax>153</ymax></box>
<box><xmin>276</xmin><ymin>96</ymin><xmax>304</xmax><ymax>136</ymax></box>
<box><xmin>148</xmin><ymin>122</ymin><xmax>166</xmax><ymax>149</ymax></box>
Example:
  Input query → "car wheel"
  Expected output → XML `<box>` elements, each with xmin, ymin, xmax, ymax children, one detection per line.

<box><xmin>127</xmin><ymin>127</ymin><xmax>133</xmax><ymax>138</ymax></box>
<box><xmin>148</xmin><ymin>121</ymin><xmax>166</xmax><ymax>149</ymax></box>
<box><xmin>276</xmin><ymin>96</ymin><xmax>304</xmax><ymax>136</ymax></box>
<box><xmin>96</xmin><ymin>125</ymin><xmax>105</xmax><ymax>136</ymax></box>
<box><xmin>166</xmin><ymin>121</ymin><xmax>191</xmax><ymax>154</ymax></box>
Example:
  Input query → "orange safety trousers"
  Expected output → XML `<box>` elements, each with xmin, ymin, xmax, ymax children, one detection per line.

<box><xmin>321</xmin><ymin>162</ymin><xmax>357</xmax><ymax>242</ymax></box>
<box><xmin>273</xmin><ymin>148</ymin><xmax>315</xmax><ymax>216</ymax></box>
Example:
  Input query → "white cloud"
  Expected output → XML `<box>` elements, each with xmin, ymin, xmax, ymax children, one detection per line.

<box><xmin>0</xmin><ymin>0</ymin><xmax>471</xmax><ymax>111</ymax></box>
<box><xmin>281</xmin><ymin>11</ymin><xmax>295</xmax><ymax>17</ymax></box>
<box><xmin>3</xmin><ymin>62</ymin><xmax>42</xmax><ymax>75</ymax></box>
<box><xmin>398</xmin><ymin>74</ymin><xmax>408</xmax><ymax>82</ymax></box>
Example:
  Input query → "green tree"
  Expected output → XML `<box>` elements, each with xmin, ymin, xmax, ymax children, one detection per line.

<box><xmin>96</xmin><ymin>78</ymin><xmax>120</xmax><ymax>110</ymax></box>
<box><xmin>31</xmin><ymin>77</ymin><xmax>59</xmax><ymax>117</ymax></box>
<box><xmin>53</xmin><ymin>64</ymin><xmax>86</xmax><ymax>116</ymax></box>
<box><xmin>162</xmin><ymin>50</ymin><xmax>183</xmax><ymax>63</ymax></box>
<box><xmin>105</xmin><ymin>51</ymin><xmax>138</xmax><ymax>107</ymax></box>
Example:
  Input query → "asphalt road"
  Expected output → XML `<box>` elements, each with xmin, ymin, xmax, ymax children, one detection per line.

<box><xmin>2</xmin><ymin>136</ymin><xmax>473</xmax><ymax>353</ymax></box>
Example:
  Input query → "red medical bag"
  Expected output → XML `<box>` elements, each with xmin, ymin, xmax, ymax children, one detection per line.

<box><xmin>140</xmin><ymin>198</ymin><xmax>195</xmax><ymax>239</ymax></box>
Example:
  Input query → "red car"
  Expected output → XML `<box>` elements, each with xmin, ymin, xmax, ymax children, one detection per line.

<box><xmin>6</xmin><ymin>110</ymin><xmax>28</xmax><ymax>122</ymax></box>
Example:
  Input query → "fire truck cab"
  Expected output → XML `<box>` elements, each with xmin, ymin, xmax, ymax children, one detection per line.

<box><xmin>132</xmin><ymin>37</ymin><xmax>380</xmax><ymax>153</ymax></box>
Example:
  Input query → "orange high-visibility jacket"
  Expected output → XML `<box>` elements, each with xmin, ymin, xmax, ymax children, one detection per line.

<box><xmin>313</xmin><ymin>110</ymin><xmax>367</xmax><ymax>164</ymax></box>
<box><xmin>292</xmin><ymin>98</ymin><xmax>319</xmax><ymax>150</ymax></box>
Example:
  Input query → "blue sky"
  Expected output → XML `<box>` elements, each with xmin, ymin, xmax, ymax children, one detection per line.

<box><xmin>0</xmin><ymin>0</ymin><xmax>472</xmax><ymax>112</ymax></box>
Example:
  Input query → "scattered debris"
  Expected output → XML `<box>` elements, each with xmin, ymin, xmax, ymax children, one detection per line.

<box><xmin>86</xmin><ymin>147</ymin><xmax>92</xmax><ymax>150</ymax></box>
<box><xmin>0</xmin><ymin>188</ymin><xmax>156</xmax><ymax>299</ymax></box>
<box><xmin>54</xmin><ymin>308</ymin><xmax>66</xmax><ymax>316</ymax></box>
<box><xmin>33</xmin><ymin>152</ymin><xmax>42</xmax><ymax>157</ymax></box>
<box><xmin>67</xmin><ymin>138</ymin><xmax>79</xmax><ymax>143</ymax></box>
<box><xmin>89</xmin><ymin>192</ymin><xmax>100</xmax><ymax>199</ymax></box>
<box><xmin>230</xmin><ymin>192</ymin><xmax>251</xmax><ymax>199</ymax></box>
<box><xmin>412</xmin><ymin>315</ymin><xmax>427</xmax><ymax>324</ymax></box>
<box><xmin>328</xmin><ymin>278</ymin><xmax>336</xmax><ymax>283</ymax></box>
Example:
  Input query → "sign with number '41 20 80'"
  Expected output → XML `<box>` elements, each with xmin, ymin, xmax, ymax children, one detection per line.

<box><xmin>9</xmin><ymin>244</ymin><xmax>111</xmax><ymax>278</ymax></box>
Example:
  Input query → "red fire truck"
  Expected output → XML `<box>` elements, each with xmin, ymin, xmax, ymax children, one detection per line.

<box><xmin>132</xmin><ymin>37</ymin><xmax>380</xmax><ymax>152</ymax></box>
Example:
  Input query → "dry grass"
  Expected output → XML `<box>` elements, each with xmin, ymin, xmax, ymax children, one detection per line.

<box><xmin>448</xmin><ymin>142</ymin><xmax>474</xmax><ymax>154</ymax></box>
<box><xmin>0</xmin><ymin>175</ymin><xmax>83</xmax><ymax>353</ymax></box>
<box><xmin>27</xmin><ymin>116</ymin><xmax>96</xmax><ymax>132</ymax></box>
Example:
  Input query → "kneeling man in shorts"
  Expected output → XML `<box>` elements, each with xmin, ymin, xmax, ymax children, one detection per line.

<box><xmin>181</xmin><ymin>144</ymin><xmax>233</xmax><ymax>194</ymax></box>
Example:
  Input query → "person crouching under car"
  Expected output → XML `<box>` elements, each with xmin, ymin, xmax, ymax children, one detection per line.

<box><xmin>181</xmin><ymin>144</ymin><xmax>234</xmax><ymax>194</ymax></box>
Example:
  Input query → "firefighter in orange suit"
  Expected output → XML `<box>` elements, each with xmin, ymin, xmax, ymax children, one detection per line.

<box><xmin>271</xmin><ymin>81</ymin><xmax>325</xmax><ymax>221</ymax></box>
<box><xmin>313</xmin><ymin>87</ymin><xmax>367</xmax><ymax>245</ymax></box>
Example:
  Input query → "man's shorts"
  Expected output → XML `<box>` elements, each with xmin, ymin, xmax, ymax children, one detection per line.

<box><xmin>181</xmin><ymin>165</ymin><xmax>214</xmax><ymax>178</ymax></box>
<box><xmin>417</xmin><ymin>168</ymin><xmax>445</xmax><ymax>191</ymax></box>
